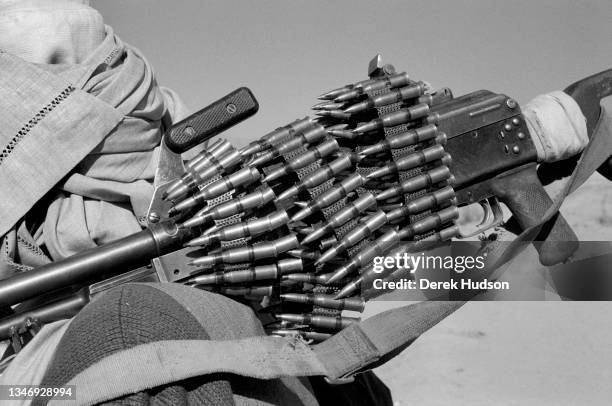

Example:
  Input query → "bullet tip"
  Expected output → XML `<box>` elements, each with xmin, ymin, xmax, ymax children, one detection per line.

<box><xmin>294</xmin><ymin>227</ymin><xmax>313</xmax><ymax>235</ymax></box>
<box><xmin>325</xmin><ymin>267</ymin><xmax>348</xmax><ymax>285</ymax></box>
<box><xmin>249</xmin><ymin>155</ymin><xmax>267</xmax><ymax>167</ymax></box>
<box><xmin>313</xmin><ymin>256</ymin><xmax>326</xmax><ymax>266</ymax></box>
<box><xmin>334</xmin><ymin>91</ymin><xmax>360</xmax><ymax>103</ymax></box>
<box><xmin>365</xmin><ymin>170</ymin><xmax>382</xmax><ymax>180</ymax></box>
<box><xmin>333</xmin><ymin>289</ymin><xmax>350</xmax><ymax>300</ymax></box>
<box><xmin>276</xmin><ymin>186</ymin><xmax>297</xmax><ymax>202</ymax></box>
<box><xmin>334</xmin><ymin>280</ymin><xmax>360</xmax><ymax>299</ymax></box>
<box><xmin>240</xmin><ymin>143</ymin><xmax>263</xmax><ymax>157</ymax></box>
<box><xmin>376</xmin><ymin>188</ymin><xmax>397</xmax><ymax>200</ymax></box>
<box><xmin>299</xmin><ymin>236</ymin><xmax>313</xmax><ymax>246</ymax></box>
<box><xmin>328</xmin><ymin>110</ymin><xmax>350</xmax><ymax>120</ymax></box>
<box><xmin>353</xmin><ymin>125</ymin><xmax>367</xmax><ymax>134</ymax></box>
<box><xmin>330</xmin><ymin>130</ymin><xmax>358</xmax><ymax>140</ymax></box>
<box><xmin>327</xmin><ymin>123</ymin><xmax>348</xmax><ymax>131</ymax></box>
<box><xmin>317</xmin><ymin>92</ymin><xmax>336</xmax><ymax>100</ymax></box>
<box><xmin>343</xmin><ymin>103</ymin><xmax>367</xmax><ymax>115</ymax></box>
<box><xmin>318</xmin><ymin>88</ymin><xmax>349</xmax><ymax>100</ymax></box>
<box><xmin>287</xmin><ymin>250</ymin><xmax>303</xmax><ymax>259</ymax></box>
<box><xmin>324</xmin><ymin>275</ymin><xmax>340</xmax><ymax>286</ymax></box>
<box><xmin>262</xmin><ymin>172</ymin><xmax>280</xmax><ymax>183</ymax></box>
<box><xmin>317</xmin><ymin>247</ymin><xmax>340</xmax><ymax>265</ymax></box>
<box><xmin>290</xmin><ymin>210</ymin><xmax>309</xmax><ymax>223</ymax></box>
<box><xmin>300</xmin><ymin>228</ymin><xmax>324</xmax><ymax>245</ymax></box>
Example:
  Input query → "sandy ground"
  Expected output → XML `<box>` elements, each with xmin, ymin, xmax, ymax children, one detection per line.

<box><xmin>367</xmin><ymin>173</ymin><xmax>612</xmax><ymax>405</ymax></box>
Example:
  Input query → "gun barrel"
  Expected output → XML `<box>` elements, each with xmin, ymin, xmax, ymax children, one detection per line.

<box><xmin>0</xmin><ymin>291</ymin><xmax>89</xmax><ymax>340</ymax></box>
<box><xmin>0</xmin><ymin>221</ymin><xmax>194</xmax><ymax>306</ymax></box>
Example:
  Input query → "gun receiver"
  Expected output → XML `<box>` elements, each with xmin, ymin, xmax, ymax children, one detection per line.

<box><xmin>433</xmin><ymin>90</ymin><xmax>579</xmax><ymax>265</ymax></box>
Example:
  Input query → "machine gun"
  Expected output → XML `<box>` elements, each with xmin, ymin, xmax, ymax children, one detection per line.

<box><xmin>1</xmin><ymin>56</ymin><xmax>610</xmax><ymax>351</ymax></box>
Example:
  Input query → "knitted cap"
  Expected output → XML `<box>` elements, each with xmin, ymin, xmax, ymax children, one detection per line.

<box><xmin>33</xmin><ymin>283</ymin><xmax>317</xmax><ymax>406</ymax></box>
<box><xmin>34</xmin><ymin>284</ymin><xmax>236</xmax><ymax>405</ymax></box>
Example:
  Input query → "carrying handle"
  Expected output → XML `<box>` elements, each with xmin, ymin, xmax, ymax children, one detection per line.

<box><xmin>165</xmin><ymin>87</ymin><xmax>259</xmax><ymax>153</ymax></box>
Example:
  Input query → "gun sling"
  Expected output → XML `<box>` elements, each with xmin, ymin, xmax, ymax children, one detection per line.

<box><xmin>49</xmin><ymin>299</ymin><xmax>463</xmax><ymax>406</ymax></box>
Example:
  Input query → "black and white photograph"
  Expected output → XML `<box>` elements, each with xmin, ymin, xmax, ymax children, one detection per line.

<box><xmin>0</xmin><ymin>1</ymin><xmax>611</xmax><ymax>405</ymax></box>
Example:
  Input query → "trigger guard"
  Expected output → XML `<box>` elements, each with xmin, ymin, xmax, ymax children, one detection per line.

<box><xmin>477</xmin><ymin>200</ymin><xmax>492</xmax><ymax>227</ymax></box>
<box><xmin>457</xmin><ymin>198</ymin><xmax>504</xmax><ymax>239</ymax></box>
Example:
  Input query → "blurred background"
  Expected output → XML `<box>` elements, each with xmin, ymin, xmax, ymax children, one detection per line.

<box><xmin>93</xmin><ymin>1</ymin><xmax>612</xmax><ymax>404</ymax></box>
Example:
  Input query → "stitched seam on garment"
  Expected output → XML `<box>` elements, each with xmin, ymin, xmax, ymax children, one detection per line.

<box><xmin>7</xmin><ymin>260</ymin><xmax>33</xmax><ymax>273</ymax></box>
<box><xmin>103</xmin><ymin>48</ymin><xmax>121</xmax><ymax>65</ymax></box>
<box><xmin>2</xmin><ymin>236</ymin><xmax>34</xmax><ymax>273</ymax></box>
<box><xmin>16</xmin><ymin>234</ymin><xmax>47</xmax><ymax>257</ymax></box>
<box><xmin>3</xmin><ymin>237</ymin><xmax>9</xmax><ymax>258</ymax></box>
<box><xmin>0</xmin><ymin>85</ymin><xmax>76</xmax><ymax>165</ymax></box>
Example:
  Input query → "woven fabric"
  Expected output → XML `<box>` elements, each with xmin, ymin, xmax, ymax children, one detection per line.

<box><xmin>524</xmin><ymin>91</ymin><xmax>589</xmax><ymax>162</ymax></box>
<box><xmin>0</xmin><ymin>1</ymin><xmax>103</xmax><ymax>64</ymax></box>
<box><xmin>35</xmin><ymin>283</ymin><xmax>318</xmax><ymax>406</ymax></box>
<box><xmin>47</xmin><ymin>289</ymin><xmax>463</xmax><ymax>406</ymax></box>
<box><xmin>35</xmin><ymin>284</ymin><xmax>236</xmax><ymax>406</ymax></box>
<box><xmin>0</xmin><ymin>1</ymin><xmax>189</xmax><ymax>278</ymax></box>
<box><xmin>146</xmin><ymin>283</ymin><xmax>267</xmax><ymax>341</ymax></box>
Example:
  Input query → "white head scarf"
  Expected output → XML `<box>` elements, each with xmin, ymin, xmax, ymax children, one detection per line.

<box><xmin>0</xmin><ymin>0</ymin><xmax>104</xmax><ymax>64</ymax></box>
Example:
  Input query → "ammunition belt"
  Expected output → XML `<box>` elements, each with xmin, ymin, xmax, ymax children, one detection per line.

<box><xmin>166</xmin><ymin>64</ymin><xmax>460</xmax><ymax>344</ymax></box>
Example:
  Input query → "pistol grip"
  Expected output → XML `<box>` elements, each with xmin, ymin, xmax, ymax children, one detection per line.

<box><xmin>491</xmin><ymin>164</ymin><xmax>579</xmax><ymax>266</ymax></box>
